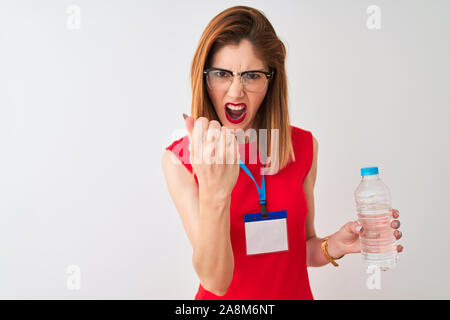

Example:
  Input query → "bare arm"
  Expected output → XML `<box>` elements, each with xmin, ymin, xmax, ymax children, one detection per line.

<box><xmin>162</xmin><ymin>150</ymin><xmax>234</xmax><ymax>296</ymax></box>
<box><xmin>195</xmin><ymin>187</ymin><xmax>234</xmax><ymax>296</ymax></box>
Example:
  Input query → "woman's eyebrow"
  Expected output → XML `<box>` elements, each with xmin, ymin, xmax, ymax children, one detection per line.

<box><xmin>210</xmin><ymin>67</ymin><xmax>232</xmax><ymax>72</ymax></box>
<box><xmin>211</xmin><ymin>67</ymin><xmax>267</xmax><ymax>72</ymax></box>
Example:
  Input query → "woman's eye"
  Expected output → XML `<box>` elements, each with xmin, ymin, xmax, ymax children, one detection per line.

<box><xmin>245</xmin><ymin>73</ymin><xmax>261</xmax><ymax>80</ymax></box>
<box><xmin>213</xmin><ymin>71</ymin><xmax>228</xmax><ymax>78</ymax></box>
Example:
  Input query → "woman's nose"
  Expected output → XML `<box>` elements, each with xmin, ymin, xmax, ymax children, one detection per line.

<box><xmin>227</xmin><ymin>76</ymin><xmax>244</xmax><ymax>98</ymax></box>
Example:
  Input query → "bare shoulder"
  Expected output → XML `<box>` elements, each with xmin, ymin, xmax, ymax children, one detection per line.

<box><xmin>161</xmin><ymin>149</ymin><xmax>194</xmax><ymax>185</ymax></box>
<box><xmin>161</xmin><ymin>149</ymin><xmax>178</xmax><ymax>170</ymax></box>
<box><xmin>161</xmin><ymin>149</ymin><xmax>198</xmax><ymax>249</ymax></box>
<box><xmin>161</xmin><ymin>149</ymin><xmax>179</xmax><ymax>176</ymax></box>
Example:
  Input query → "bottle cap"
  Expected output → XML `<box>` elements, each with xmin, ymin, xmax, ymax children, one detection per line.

<box><xmin>361</xmin><ymin>167</ymin><xmax>379</xmax><ymax>176</ymax></box>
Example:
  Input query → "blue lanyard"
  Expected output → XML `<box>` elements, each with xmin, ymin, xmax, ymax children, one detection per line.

<box><xmin>239</xmin><ymin>159</ymin><xmax>268</xmax><ymax>218</ymax></box>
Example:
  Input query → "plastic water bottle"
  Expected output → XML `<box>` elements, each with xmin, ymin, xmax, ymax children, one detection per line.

<box><xmin>354</xmin><ymin>167</ymin><xmax>398</xmax><ymax>271</ymax></box>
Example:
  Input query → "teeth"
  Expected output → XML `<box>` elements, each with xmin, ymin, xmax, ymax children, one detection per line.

<box><xmin>226</xmin><ymin>104</ymin><xmax>245</xmax><ymax>111</ymax></box>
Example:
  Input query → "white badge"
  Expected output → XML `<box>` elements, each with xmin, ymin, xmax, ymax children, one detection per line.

<box><xmin>244</xmin><ymin>210</ymin><xmax>289</xmax><ymax>255</ymax></box>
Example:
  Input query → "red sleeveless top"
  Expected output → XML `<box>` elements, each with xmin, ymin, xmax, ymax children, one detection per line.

<box><xmin>165</xmin><ymin>125</ymin><xmax>314</xmax><ymax>300</ymax></box>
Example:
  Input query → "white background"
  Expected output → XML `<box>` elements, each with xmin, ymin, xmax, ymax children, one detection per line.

<box><xmin>1</xmin><ymin>0</ymin><xmax>449</xmax><ymax>299</ymax></box>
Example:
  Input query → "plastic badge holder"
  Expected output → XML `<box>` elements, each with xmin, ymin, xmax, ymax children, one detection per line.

<box><xmin>244</xmin><ymin>210</ymin><xmax>289</xmax><ymax>255</ymax></box>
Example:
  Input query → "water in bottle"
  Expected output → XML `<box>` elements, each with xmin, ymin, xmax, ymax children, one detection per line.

<box><xmin>354</xmin><ymin>167</ymin><xmax>398</xmax><ymax>271</ymax></box>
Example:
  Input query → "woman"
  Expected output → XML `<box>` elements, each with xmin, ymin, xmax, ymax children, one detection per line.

<box><xmin>162</xmin><ymin>6</ymin><xmax>403</xmax><ymax>300</ymax></box>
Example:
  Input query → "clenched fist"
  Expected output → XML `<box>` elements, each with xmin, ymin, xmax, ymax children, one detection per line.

<box><xmin>184</xmin><ymin>114</ymin><xmax>240</xmax><ymax>200</ymax></box>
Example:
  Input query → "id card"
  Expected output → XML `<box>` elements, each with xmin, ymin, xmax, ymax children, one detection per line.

<box><xmin>244</xmin><ymin>210</ymin><xmax>289</xmax><ymax>255</ymax></box>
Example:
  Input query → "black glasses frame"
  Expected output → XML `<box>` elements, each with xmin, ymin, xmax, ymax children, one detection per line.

<box><xmin>203</xmin><ymin>68</ymin><xmax>275</xmax><ymax>80</ymax></box>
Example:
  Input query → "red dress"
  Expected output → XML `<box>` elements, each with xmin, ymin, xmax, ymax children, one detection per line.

<box><xmin>165</xmin><ymin>126</ymin><xmax>314</xmax><ymax>300</ymax></box>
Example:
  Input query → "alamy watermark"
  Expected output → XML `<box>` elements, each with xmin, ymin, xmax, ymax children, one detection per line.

<box><xmin>169</xmin><ymin>126</ymin><xmax>280</xmax><ymax>175</ymax></box>
<box><xmin>366</xmin><ymin>5</ymin><xmax>381</xmax><ymax>30</ymax></box>
<box><xmin>366</xmin><ymin>265</ymin><xmax>382</xmax><ymax>290</ymax></box>
<box><xmin>66</xmin><ymin>264</ymin><xmax>81</xmax><ymax>290</ymax></box>
<box><xmin>66</xmin><ymin>5</ymin><xmax>81</xmax><ymax>30</ymax></box>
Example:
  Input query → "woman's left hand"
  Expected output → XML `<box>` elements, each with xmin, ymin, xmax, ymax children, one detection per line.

<box><xmin>327</xmin><ymin>208</ymin><xmax>404</xmax><ymax>259</ymax></box>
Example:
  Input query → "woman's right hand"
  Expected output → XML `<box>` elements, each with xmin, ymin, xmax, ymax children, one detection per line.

<box><xmin>184</xmin><ymin>115</ymin><xmax>240</xmax><ymax>201</ymax></box>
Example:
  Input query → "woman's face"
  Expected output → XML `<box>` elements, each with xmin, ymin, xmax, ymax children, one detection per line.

<box><xmin>206</xmin><ymin>39</ymin><xmax>269</xmax><ymax>131</ymax></box>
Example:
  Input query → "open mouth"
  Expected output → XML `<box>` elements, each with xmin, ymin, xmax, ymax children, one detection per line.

<box><xmin>225</xmin><ymin>103</ymin><xmax>247</xmax><ymax>124</ymax></box>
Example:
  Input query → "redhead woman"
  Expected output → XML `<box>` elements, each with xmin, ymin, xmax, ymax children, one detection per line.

<box><xmin>162</xmin><ymin>6</ymin><xmax>403</xmax><ymax>300</ymax></box>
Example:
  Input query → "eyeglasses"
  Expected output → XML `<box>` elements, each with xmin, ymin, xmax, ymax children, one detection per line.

<box><xmin>203</xmin><ymin>67</ymin><xmax>275</xmax><ymax>93</ymax></box>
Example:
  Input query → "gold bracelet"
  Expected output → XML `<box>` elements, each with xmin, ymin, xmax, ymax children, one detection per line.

<box><xmin>321</xmin><ymin>237</ymin><xmax>344</xmax><ymax>267</ymax></box>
